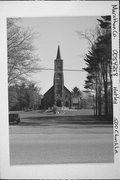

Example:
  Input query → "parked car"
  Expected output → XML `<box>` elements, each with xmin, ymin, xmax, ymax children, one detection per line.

<box><xmin>9</xmin><ymin>113</ymin><xmax>20</xmax><ymax>124</ymax></box>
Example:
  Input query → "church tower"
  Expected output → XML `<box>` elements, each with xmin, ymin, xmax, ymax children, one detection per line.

<box><xmin>42</xmin><ymin>45</ymin><xmax>71</xmax><ymax>109</ymax></box>
<box><xmin>54</xmin><ymin>45</ymin><xmax>64</xmax><ymax>107</ymax></box>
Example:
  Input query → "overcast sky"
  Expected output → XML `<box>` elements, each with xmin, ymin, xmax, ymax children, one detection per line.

<box><xmin>21</xmin><ymin>16</ymin><xmax>100</xmax><ymax>94</ymax></box>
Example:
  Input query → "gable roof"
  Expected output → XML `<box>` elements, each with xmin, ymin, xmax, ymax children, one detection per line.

<box><xmin>43</xmin><ymin>85</ymin><xmax>54</xmax><ymax>97</ymax></box>
<box><xmin>64</xmin><ymin>86</ymin><xmax>71</xmax><ymax>94</ymax></box>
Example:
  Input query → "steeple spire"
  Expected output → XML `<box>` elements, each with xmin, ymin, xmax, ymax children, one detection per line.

<box><xmin>56</xmin><ymin>45</ymin><xmax>61</xmax><ymax>60</ymax></box>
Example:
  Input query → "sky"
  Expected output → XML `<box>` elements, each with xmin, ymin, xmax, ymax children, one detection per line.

<box><xmin>21</xmin><ymin>16</ymin><xmax>100</xmax><ymax>94</ymax></box>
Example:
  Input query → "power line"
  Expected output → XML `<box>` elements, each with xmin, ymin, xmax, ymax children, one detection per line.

<box><xmin>24</xmin><ymin>67</ymin><xmax>85</xmax><ymax>72</ymax></box>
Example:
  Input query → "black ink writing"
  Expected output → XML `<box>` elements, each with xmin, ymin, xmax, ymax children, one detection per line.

<box><xmin>114</xmin><ymin>118</ymin><xmax>119</xmax><ymax>154</ymax></box>
<box><xmin>113</xmin><ymin>87</ymin><xmax>119</xmax><ymax>104</ymax></box>
<box><xmin>112</xmin><ymin>5</ymin><xmax>118</xmax><ymax>38</ymax></box>
<box><xmin>112</xmin><ymin>49</ymin><xmax>118</xmax><ymax>76</ymax></box>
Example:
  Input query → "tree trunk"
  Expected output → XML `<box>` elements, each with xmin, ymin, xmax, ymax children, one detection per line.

<box><xmin>98</xmin><ymin>87</ymin><xmax>102</xmax><ymax>116</ymax></box>
<box><xmin>95</xmin><ymin>71</ymin><xmax>98</xmax><ymax>116</ymax></box>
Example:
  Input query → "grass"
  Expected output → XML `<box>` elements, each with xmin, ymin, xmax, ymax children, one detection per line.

<box><xmin>9</xmin><ymin>109</ymin><xmax>113</xmax><ymax>126</ymax></box>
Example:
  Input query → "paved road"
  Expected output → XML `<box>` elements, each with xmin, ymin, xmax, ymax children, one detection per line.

<box><xmin>9</xmin><ymin>122</ymin><xmax>114</xmax><ymax>165</ymax></box>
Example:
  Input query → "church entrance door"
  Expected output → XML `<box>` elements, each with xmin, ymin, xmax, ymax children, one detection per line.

<box><xmin>56</xmin><ymin>99</ymin><xmax>61</xmax><ymax>107</ymax></box>
<box><xmin>65</xmin><ymin>101</ymin><xmax>69</xmax><ymax>107</ymax></box>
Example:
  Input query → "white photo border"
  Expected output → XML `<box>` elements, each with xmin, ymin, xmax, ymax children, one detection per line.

<box><xmin>0</xmin><ymin>1</ymin><xmax>119</xmax><ymax>179</ymax></box>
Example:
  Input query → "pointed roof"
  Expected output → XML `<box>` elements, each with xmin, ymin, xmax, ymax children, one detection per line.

<box><xmin>56</xmin><ymin>45</ymin><xmax>61</xmax><ymax>60</ymax></box>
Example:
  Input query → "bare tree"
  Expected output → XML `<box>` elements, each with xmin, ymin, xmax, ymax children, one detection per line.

<box><xmin>7</xmin><ymin>18</ymin><xmax>40</xmax><ymax>86</ymax></box>
<box><xmin>76</xmin><ymin>26</ymin><xmax>102</xmax><ymax>115</ymax></box>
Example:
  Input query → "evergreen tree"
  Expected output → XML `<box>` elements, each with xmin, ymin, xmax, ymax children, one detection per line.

<box><xmin>83</xmin><ymin>16</ymin><xmax>112</xmax><ymax>116</ymax></box>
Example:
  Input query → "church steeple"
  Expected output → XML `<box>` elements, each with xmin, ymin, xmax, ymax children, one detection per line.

<box><xmin>56</xmin><ymin>45</ymin><xmax>61</xmax><ymax>60</ymax></box>
<box><xmin>54</xmin><ymin>45</ymin><xmax>64</xmax><ymax>107</ymax></box>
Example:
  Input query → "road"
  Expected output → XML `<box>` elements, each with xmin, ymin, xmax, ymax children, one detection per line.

<box><xmin>9</xmin><ymin>110</ymin><xmax>114</xmax><ymax>165</ymax></box>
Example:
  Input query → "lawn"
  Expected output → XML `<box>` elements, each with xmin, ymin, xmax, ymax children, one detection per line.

<box><xmin>9</xmin><ymin>109</ymin><xmax>113</xmax><ymax>126</ymax></box>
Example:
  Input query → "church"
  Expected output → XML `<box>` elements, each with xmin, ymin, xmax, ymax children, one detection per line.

<box><xmin>42</xmin><ymin>45</ymin><xmax>72</xmax><ymax>109</ymax></box>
